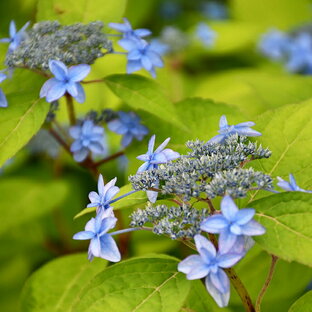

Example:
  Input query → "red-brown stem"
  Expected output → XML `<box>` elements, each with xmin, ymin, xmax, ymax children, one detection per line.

<box><xmin>48</xmin><ymin>127</ymin><xmax>71</xmax><ymax>155</ymax></box>
<box><xmin>92</xmin><ymin>150</ymin><xmax>125</xmax><ymax>167</ymax></box>
<box><xmin>81</xmin><ymin>79</ymin><xmax>104</xmax><ymax>84</ymax></box>
<box><xmin>65</xmin><ymin>94</ymin><xmax>76</xmax><ymax>125</ymax></box>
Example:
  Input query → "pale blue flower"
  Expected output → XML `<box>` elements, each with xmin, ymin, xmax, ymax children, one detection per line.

<box><xmin>107</xmin><ymin>111</ymin><xmax>149</xmax><ymax>147</ymax></box>
<box><xmin>40</xmin><ymin>60</ymin><xmax>90</xmax><ymax>103</ymax></box>
<box><xmin>209</xmin><ymin>115</ymin><xmax>262</xmax><ymax>144</ymax></box>
<box><xmin>258</xmin><ymin>29</ymin><xmax>291</xmax><ymax>61</ymax></box>
<box><xmin>150</xmin><ymin>39</ymin><xmax>170</xmax><ymax>56</ymax></box>
<box><xmin>277</xmin><ymin>174</ymin><xmax>312</xmax><ymax>193</ymax></box>
<box><xmin>285</xmin><ymin>33</ymin><xmax>312</xmax><ymax>74</ymax></box>
<box><xmin>196</xmin><ymin>22</ymin><xmax>217</xmax><ymax>48</ymax></box>
<box><xmin>201</xmin><ymin>196</ymin><xmax>265</xmax><ymax>254</ymax></box>
<box><xmin>87</xmin><ymin>175</ymin><xmax>120</xmax><ymax>212</ymax></box>
<box><xmin>202</xmin><ymin>2</ymin><xmax>228</xmax><ymax>20</ymax></box>
<box><xmin>73</xmin><ymin>214</ymin><xmax>121</xmax><ymax>262</ymax></box>
<box><xmin>69</xmin><ymin>120</ymin><xmax>106</xmax><ymax>162</ymax></box>
<box><xmin>109</xmin><ymin>18</ymin><xmax>151</xmax><ymax>41</ymax></box>
<box><xmin>178</xmin><ymin>234</ymin><xmax>243</xmax><ymax>307</ymax></box>
<box><xmin>118</xmin><ymin>38</ymin><xmax>164</xmax><ymax>77</ymax></box>
<box><xmin>0</xmin><ymin>20</ymin><xmax>29</xmax><ymax>52</ymax></box>
<box><xmin>0</xmin><ymin>72</ymin><xmax>8</xmax><ymax>108</ymax></box>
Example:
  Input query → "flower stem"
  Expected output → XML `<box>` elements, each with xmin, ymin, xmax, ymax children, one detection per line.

<box><xmin>93</xmin><ymin>150</ymin><xmax>125</xmax><ymax>167</ymax></box>
<box><xmin>110</xmin><ymin>227</ymin><xmax>153</xmax><ymax>236</ymax></box>
<box><xmin>255</xmin><ymin>255</ymin><xmax>278</xmax><ymax>312</ymax></box>
<box><xmin>48</xmin><ymin>127</ymin><xmax>71</xmax><ymax>155</ymax></box>
<box><xmin>65</xmin><ymin>94</ymin><xmax>76</xmax><ymax>125</ymax></box>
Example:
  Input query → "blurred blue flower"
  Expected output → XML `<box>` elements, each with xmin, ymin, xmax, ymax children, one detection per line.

<box><xmin>258</xmin><ymin>29</ymin><xmax>291</xmax><ymax>61</ymax></box>
<box><xmin>285</xmin><ymin>33</ymin><xmax>312</xmax><ymax>74</ymax></box>
<box><xmin>0</xmin><ymin>72</ymin><xmax>8</xmax><ymax>108</ymax></box>
<box><xmin>137</xmin><ymin>135</ymin><xmax>180</xmax><ymax>172</ymax></box>
<box><xmin>118</xmin><ymin>38</ymin><xmax>164</xmax><ymax>77</ymax></box>
<box><xmin>277</xmin><ymin>174</ymin><xmax>312</xmax><ymax>193</ymax></box>
<box><xmin>178</xmin><ymin>234</ymin><xmax>243</xmax><ymax>307</ymax></box>
<box><xmin>159</xmin><ymin>1</ymin><xmax>181</xmax><ymax>20</ymax></box>
<box><xmin>201</xmin><ymin>196</ymin><xmax>265</xmax><ymax>254</ymax></box>
<box><xmin>69</xmin><ymin>120</ymin><xmax>106</xmax><ymax>162</ymax></box>
<box><xmin>195</xmin><ymin>22</ymin><xmax>217</xmax><ymax>48</ymax></box>
<box><xmin>73</xmin><ymin>214</ymin><xmax>121</xmax><ymax>262</ymax></box>
<box><xmin>40</xmin><ymin>60</ymin><xmax>90</xmax><ymax>103</ymax></box>
<box><xmin>209</xmin><ymin>115</ymin><xmax>262</xmax><ymax>144</ymax></box>
<box><xmin>150</xmin><ymin>39</ymin><xmax>170</xmax><ymax>56</ymax></box>
<box><xmin>202</xmin><ymin>2</ymin><xmax>228</xmax><ymax>20</ymax></box>
<box><xmin>109</xmin><ymin>18</ymin><xmax>151</xmax><ymax>41</ymax></box>
<box><xmin>0</xmin><ymin>20</ymin><xmax>29</xmax><ymax>52</ymax></box>
<box><xmin>107</xmin><ymin>111</ymin><xmax>149</xmax><ymax>147</ymax></box>
<box><xmin>87</xmin><ymin>174</ymin><xmax>120</xmax><ymax>213</ymax></box>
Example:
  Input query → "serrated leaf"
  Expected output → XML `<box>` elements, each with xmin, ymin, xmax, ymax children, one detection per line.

<box><xmin>0</xmin><ymin>178</ymin><xmax>68</xmax><ymax>236</ymax></box>
<box><xmin>250</xmin><ymin>192</ymin><xmax>312</xmax><ymax>266</ymax></box>
<box><xmin>289</xmin><ymin>291</ymin><xmax>312</xmax><ymax>312</ymax></box>
<box><xmin>0</xmin><ymin>70</ymin><xmax>48</xmax><ymax>167</ymax></box>
<box><xmin>74</xmin><ymin>184</ymin><xmax>147</xmax><ymax>219</ymax></box>
<box><xmin>73</xmin><ymin>256</ymin><xmax>191</xmax><ymax>312</ymax></box>
<box><xmin>104</xmin><ymin>74</ymin><xmax>186</xmax><ymax>130</ymax></box>
<box><xmin>37</xmin><ymin>0</ymin><xmax>127</xmax><ymax>24</ymax></box>
<box><xmin>20</xmin><ymin>253</ymin><xmax>107</xmax><ymax>312</ymax></box>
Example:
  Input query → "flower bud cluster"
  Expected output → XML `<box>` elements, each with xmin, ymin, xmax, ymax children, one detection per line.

<box><xmin>5</xmin><ymin>21</ymin><xmax>112</xmax><ymax>71</ymax></box>
<box><xmin>130</xmin><ymin>203</ymin><xmax>209</xmax><ymax>239</ymax></box>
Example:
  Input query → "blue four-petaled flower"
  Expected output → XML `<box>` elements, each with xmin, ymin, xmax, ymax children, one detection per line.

<box><xmin>69</xmin><ymin>120</ymin><xmax>106</xmax><ymax>162</ymax></box>
<box><xmin>73</xmin><ymin>214</ymin><xmax>121</xmax><ymax>262</ymax></box>
<box><xmin>201</xmin><ymin>196</ymin><xmax>265</xmax><ymax>254</ymax></box>
<box><xmin>277</xmin><ymin>173</ymin><xmax>312</xmax><ymax>193</ymax></box>
<box><xmin>0</xmin><ymin>20</ymin><xmax>29</xmax><ymax>53</ymax></box>
<box><xmin>40</xmin><ymin>60</ymin><xmax>90</xmax><ymax>103</ymax></box>
<box><xmin>87</xmin><ymin>174</ymin><xmax>120</xmax><ymax>213</ymax></box>
<box><xmin>178</xmin><ymin>234</ymin><xmax>243</xmax><ymax>307</ymax></box>
<box><xmin>209</xmin><ymin>115</ymin><xmax>262</xmax><ymax>144</ymax></box>
<box><xmin>107</xmin><ymin>111</ymin><xmax>149</xmax><ymax>147</ymax></box>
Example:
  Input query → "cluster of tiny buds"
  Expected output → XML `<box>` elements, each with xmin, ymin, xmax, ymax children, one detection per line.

<box><xmin>85</xmin><ymin>109</ymin><xmax>119</xmax><ymax>124</ymax></box>
<box><xmin>130</xmin><ymin>203</ymin><xmax>209</xmax><ymax>239</ymax></box>
<box><xmin>5</xmin><ymin>21</ymin><xmax>112</xmax><ymax>71</ymax></box>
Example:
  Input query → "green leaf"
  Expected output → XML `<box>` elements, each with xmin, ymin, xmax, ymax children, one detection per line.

<box><xmin>73</xmin><ymin>256</ymin><xmax>191</xmax><ymax>312</ymax></box>
<box><xmin>37</xmin><ymin>0</ymin><xmax>127</xmax><ymax>24</ymax></box>
<box><xmin>251</xmin><ymin>192</ymin><xmax>312</xmax><ymax>266</ymax></box>
<box><xmin>74</xmin><ymin>184</ymin><xmax>147</xmax><ymax>219</ymax></box>
<box><xmin>289</xmin><ymin>291</ymin><xmax>312</xmax><ymax>312</ymax></box>
<box><xmin>20</xmin><ymin>253</ymin><xmax>107</xmax><ymax>312</ymax></box>
<box><xmin>249</xmin><ymin>100</ymin><xmax>312</xmax><ymax>202</ymax></box>
<box><xmin>104</xmin><ymin>74</ymin><xmax>186</xmax><ymax>130</ymax></box>
<box><xmin>0</xmin><ymin>70</ymin><xmax>48</xmax><ymax>167</ymax></box>
<box><xmin>0</xmin><ymin>178</ymin><xmax>68</xmax><ymax>236</ymax></box>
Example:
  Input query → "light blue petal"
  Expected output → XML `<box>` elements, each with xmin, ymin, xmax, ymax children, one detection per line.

<box><xmin>178</xmin><ymin>254</ymin><xmax>206</xmax><ymax>275</ymax></box>
<box><xmin>108</xmin><ymin>21</ymin><xmax>131</xmax><ymax>33</ymax></box>
<box><xmin>134</xmin><ymin>29</ymin><xmax>152</xmax><ymax>37</ymax></box>
<box><xmin>289</xmin><ymin>174</ymin><xmax>298</xmax><ymax>189</ymax></box>
<box><xmin>147</xmin><ymin>190</ymin><xmax>158</xmax><ymax>203</ymax></box>
<box><xmin>99</xmin><ymin>234</ymin><xmax>121</xmax><ymax>262</ymax></box>
<box><xmin>218</xmin><ymin>230</ymin><xmax>237</xmax><ymax>254</ymax></box>
<box><xmin>141</xmin><ymin>55</ymin><xmax>153</xmax><ymax>70</ymax></box>
<box><xmin>104</xmin><ymin>186</ymin><xmax>120</xmax><ymax>203</ymax></box>
<box><xmin>241</xmin><ymin>220</ymin><xmax>266</xmax><ymax>236</ymax></box>
<box><xmin>187</xmin><ymin>263</ymin><xmax>210</xmax><ymax>280</ymax></box>
<box><xmin>154</xmin><ymin>137</ymin><xmax>170</xmax><ymax>153</ymax></box>
<box><xmin>210</xmin><ymin>269</ymin><xmax>230</xmax><ymax>293</ymax></box>
<box><xmin>219</xmin><ymin>115</ymin><xmax>228</xmax><ymax>129</ymax></box>
<box><xmin>221</xmin><ymin>196</ymin><xmax>238</xmax><ymax>221</ymax></box>
<box><xmin>73</xmin><ymin>83</ymin><xmax>86</xmax><ymax>103</ymax></box>
<box><xmin>40</xmin><ymin>78</ymin><xmax>59</xmax><ymax>98</ymax></box>
<box><xmin>68</xmin><ymin>64</ymin><xmax>90</xmax><ymax>82</ymax></box>
<box><xmin>118</xmin><ymin>38</ymin><xmax>138</xmax><ymax>51</ymax></box>
<box><xmin>97</xmin><ymin>174</ymin><xmax>105</xmax><ymax>195</ymax></box>
<box><xmin>49</xmin><ymin>60</ymin><xmax>68</xmax><ymax>80</ymax></box>
<box><xmin>150</xmin><ymin>152</ymin><xmax>167</xmax><ymax>164</ymax></box>
<box><xmin>146</xmin><ymin>51</ymin><xmax>164</xmax><ymax>67</ymax></box>
<box><xmin>73</xmin><ymin>230</ymin><xmax>95</xmax><ymax>240</ymax></box>
<box><xmin>108</xmin><ymin>119</ymin><xmax>128</xmax><ymax>134</ymax></box>
<box><xmin>89</xmin><ymin>236</ymin><xmax>101</xmax><ymax>258</ymax></box>
<box><xmin>137</xmin><ymin>162</ymin><xmax>150</xmax><ymax>173</ymax></box>
<box><xmin>277</xmin><ymin>177</ymin><xmax>293</xmax><ymax>191</ymax></box>
<box><xmin>0</xmin><ymin>38</ymin><xmax>10</xmax><ymax>43</ymax></box>
<box><xmin>102</xmin><ymin>177</ymin><xmax>118</xmax><ymax>198</ymax></box>
<box><xmin>73</xmin><ymin>148</ymin><xmax>89</xmax><ymax>162</ymax></box>
<box><xmin>235</xmin><ymin>127</ymin><xmax>262</xmax><ymax>137</ymax></box>
<box><xmin>121</xmin><ymin>133</ymin><xmax>133</xmax><ymax>147</ymax></box>
<box><xmin>217</xmin><ymin>253</ymin><xmax>243</xmax><ymax>268</ymax></box>
<box><xmin>234</xmin><ymin>208</ymin><xmax>255</xmax><ymax>225</ymax></box>
<box><xmin>88</xmin><ymin>191</ymin><xmax>100</xmax><ymax>203</ymax></box>
<box><xmin>128</xmin><ymin>49</ymin><xmax>142</xmax><ymax>60</ymax></box>
<box><xmin>205</xmin><ymin>275</ymin><xmax>230</xmax><ymax>307</ymax></box>
<box><xmin>69</xmin><ymin>126</ymin><xmax>81</xmax><ymax>139</ymax></box>
<box><xmin>70</xmin><ymin>140</ymin><xmax>82</xmax><ymax>152</ymax></box>
<box><xmin>148</xmin><ymin>135</ymin><xmax>156</xmax><ymax>154</ymax></box>
<box><xmin>161</xmin><ymin>149</ymin><xmax>180</xmax><ymax>161</ymax></box>
<box><xmin>208</xmin><ymin>134</ymin><xmax>225</xmax><ymax>144</ymax></box>
<box><xmin>230</xmin><ymin>223</ymin><xmax>243</xmax><ymax>235</ymax></box>
<box><xmin>0</xmin><ymin>89</ymin><xmax>8</xmax><ymax>107</ymax></box>
<box><xmin>137</xmin><ymin>154</ymin><xmax>150</xmax><ymax>162</ymax></box>
<box><xmin>236</xmin><ymin>121</ymin><xmax>255</xmax><ymax>127</ymax></box>
<box><xmin>66</xmin><ymin>82</ymin><xmax>78</xmax><ymax>97</ymax></box>
<box><xmin>99</xmin><ymin>216</ymin><xmax>117</xmax><ymax>234</ymax></box>
<box><xmin>127</xmin><ymin>60</ymin><xmax>142</xmax><ymax>74</ymax></box>
<box><xmin>85</xmin><ymin>218</ymin><xmax>96</xmax><ymax>232</ymax></box>
<box><xmin>89</xmin><ymin>142</ymin><xmax>105</xmax><ymax>154</ymax></box>
<box><xmin>201</xmin><ymin>215</ymin><xmax>228</xmax><ymax>233</ymax></box>
<box><xmin>9</xmin><ymin>20</ymin><xmax>16</xmax><ymax>37</ymax></box>
<box><xmin>45</xmin><ymin>80</ymin><xmax>66</xmax><ymax>102</ymax></box>
<box><xmin>194</xmin><ymin>234</ymin><xmax>216</xmax><ymax>258</ymax></box>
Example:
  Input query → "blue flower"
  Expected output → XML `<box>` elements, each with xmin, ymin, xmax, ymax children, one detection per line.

<box><xmin>69</xmin><ymin>120</ymin><xmax>106</xmax><ymax>162</ymax></box>
<box><xmin>40</xmin><ymin>60</ymin><xmax>90</xmax><ymax>103</ymax></box>
<box><xmin>277</xmin><ymin>174</ymin><xmax>312</xmax><ymax>193</ymax></box>
<box><xmin>178</xmin><ymin>234</ymin><xmax>243</xmax><ymax>307</ymax></box>
<box><xmin>109</xmin><ymin>18</ymin><xmax>151</xmax><ymax>41</ymax></box>
<box><xmin>150</xmin><ymin>39</ymin><xmax>170</xmax><ymax>56</ymax></box>
<box><xmin>118</xmin><ymin>38</ymin><xmax>164</xmax><ymax>77</ymax></box>
<box><xmin>201</xmin><ymin>196</ymin><xmax>265</xmax><ymax>254</ymax></box>
<box><xmin>258</xmin><ymin>29</ymin><xmax>291</xmax><ymax>61</ymax></box>
<box><xmin>73</xmin><ymin>214</ymin><xmax>121</xmax><ymax>262</ymax></box>
<box><xmin>202</xmin><ymin>2</ymin><xmax>228</xmax><ymax>20</ymax></box>
<box><xmin>195</xmin><ymin>22</ymin><xmax>217</xmax><ymax>48</ymax></box>
<box><xmin>107</xmin><ymin>111</ymin><xmax>149</xmax><ymax>147</ymax></box>
<box><xmin>285</xmin><ymin>33</ymin><xmax>312</xmax><ymax>74</ymax></box>
<box><xmin>137</xmin><ymin>135</ymin><xmax>180</xmax><ymax>172</ymax></box>
<box><xmin>0</xmin><ymin>72</ymin><xmax>8</xmax><ymax>108</ymax></box>
<box><xmin>0</xmin><ymin>20</ymin><xmax>29</xmax><ymax>52</ymax></box>
<box><xmin>209</xmin><ymin>115</ymin><xmax>262</xmax><ymax>144</ymax></box>
<box><xmin>87</xmin><ymin>175</ymin><xmax>120</xmax><ymax>213</ymax></box>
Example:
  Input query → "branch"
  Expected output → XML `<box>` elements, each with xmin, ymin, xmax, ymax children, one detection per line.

<box><xmin>92</xmin><ymin>150</ymin><xmax>125</xmax><ymax>167</ymax></box>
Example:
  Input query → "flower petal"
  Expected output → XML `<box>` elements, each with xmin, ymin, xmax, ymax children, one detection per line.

<box><xmin>217</xmin><ymin>253</ymin><xmax>243</xmax><ymax>268</ymax></box>
<box><xmin>40</xmin><ymin>78</ymin><xmax>59</xmax><ymax>98</ymax></box>
<box><xmin>73</xmin><ymin>147</ymin><xmax>89</xmax><ymax>162</ymax></box>
<box><xmin>121</xmin><ymin>133</ymin><xmax>133</xmax><ymax>147</ymax></box>
<box><xmin>89</xmin><ymin>236</ymin><xmax>101</xmax><ymax>258</ymax></box>
<box><xmin>241</xmin><ymin>220</ymin><xmax>266</xmax><ymax>236</ymax></box>
<box><xmin>154</xmin><ymin>137</ymin><xmax>170</xmax><ymax>153</ymax></box>
<box><xmin>45</xmin><ymin>80</ymin><xmax>66</xmax><ymax>102</ymax></box>
<box><xmin>234</xmin><ymin>208</ymin><xmax>255</xmax><ymax>225</ymax></box>
<box><xmin>49</xmin><ymin>60</ymin><xmax>68</xmax><ymax>80</ymax></box>
<box><xmin>205</xmin><ymin>275</ymin><xmax>230</xmax><ymax>308</ymax></box>
<box><xmin>127</xmin><ymin>60</ymin><xmax>142</xmax><ymax>73</ymax></box>
<box><xmin>73</xmin><ymin>230</ymin><xmax>94</xmax><ymax>240</ymax></box>
<box><xmin>99</xmin><ymin>216</ymin><xmax>117</xmax><ymax>234</ymax></box>
<box><xmin>208</xmin><ymin>134</ymin><xmax>225</xmax><ymax>144</ymax></box>
<box><xmin>210</xmin><ymin>269</ymin><xmax>230</xmax><ymax>293</ymax></box>
<box><xmin>148</xmin><ymin>135</ymin><xmax>156</xmax><ymax>154</ymax></box>
<box><xmin>178</xmin><ymin>254</ymin><xmax>206</xmax><ymax>277</ymax></box>
<box><xmin>194</xmin><ymin>234</ymin><xmax>216</xmax><ymax>258</ymax></box>
<box><xmin>9</xmin><ymin>20</ymin><xmax>16</xmax><ymax>37</ymax></box>
<box><xmin>0</xmin><ymin>89</ymin><xmax>8</xmax><ymax>108</ymax></box>
<box><xmin>201</xmin><ymin>215</ymin><xmax>229</xmax><ymax>233</ymax></box>
<box><xmin>104</xmin><ymin>186</ymin><xmax>120</xmax><ymax>203</ymax></box>
<box><xmin>147</xmin><ymin>190</ymin><xmax>158</xmax><ymax>203</ymax></box>
<box><xmin>99</xmin><ymin>234</ymin><xmax>121</xmax><ymax>262</ymax></box>
<box><xmin>68</xmin><ymin>64</ymin><xmax>90</xmax><ymax>82</ymax></box>
<box><xmin>221</xmin><ymin>196</ymin><xmax>238</xmax><ymax>221</ymax></box>
<box><xmin>66</xmin><ymin>82</ymin><xmax>78</xmax><ymax>97</ymax></box>
<box><xmin>218</xmin><ymin>230</ymin><xmax>237</xmax><ymax>254</ymax></box>
<box><xmin>161</xmin><ymin>149</ymin><xmax>180</xmax><ymax>161</ymax></box>
<box><xmin>73</xmin><ymin>83</ymin><xmax>86</xmax><ymax>103</ymax></box>
<box><xmin>88</xmin><ymin>191</ymin><xmax>100</xmax><ymax>203</ymax></box>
